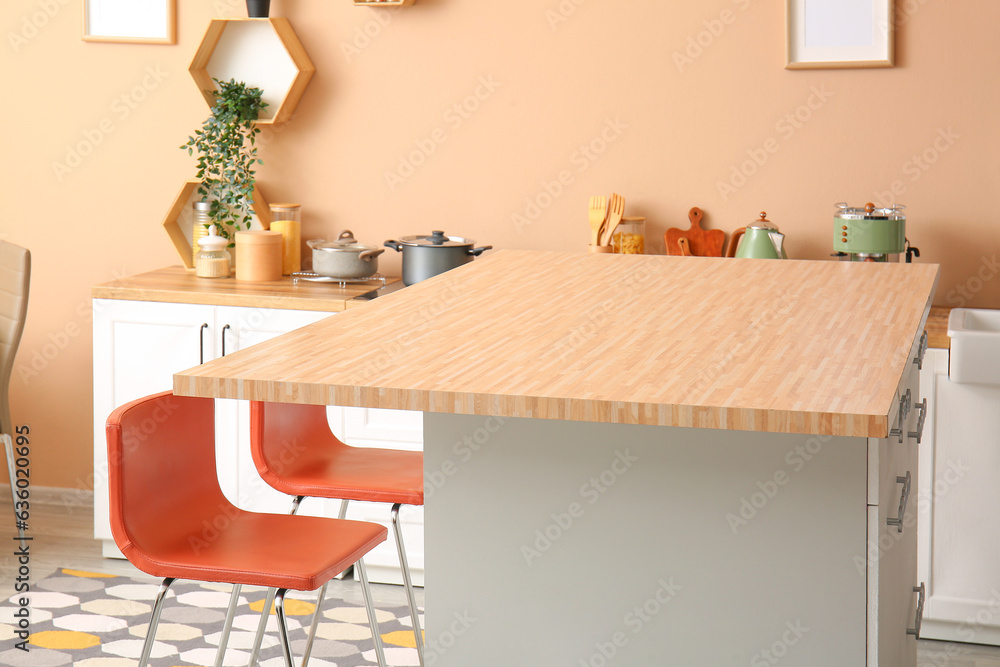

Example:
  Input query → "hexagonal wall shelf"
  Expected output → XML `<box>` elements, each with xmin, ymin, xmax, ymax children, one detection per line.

<box><xmin>162</xmin><ymin>179</ymin><xmax>273</xmax><ymax>268</ymax></box>
<box><xmin>189</xmin><ymin>18</ymin><xmax>315</xmax><ymax>126</ymax></box>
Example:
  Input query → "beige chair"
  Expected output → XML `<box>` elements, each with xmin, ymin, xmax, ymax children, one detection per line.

<box><xmin>0</xmin><ymin>242</ymin><xmax>30</xmax><ymax>544</ymax></box>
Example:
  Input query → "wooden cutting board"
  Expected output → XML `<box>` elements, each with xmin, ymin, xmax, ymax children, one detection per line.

<box><xmin>664</xmin><ymin>207</ymin><xmax>726</xmax><ymax>257</ymax></box>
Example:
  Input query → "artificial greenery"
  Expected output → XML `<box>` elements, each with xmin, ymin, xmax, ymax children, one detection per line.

<box><xmin>181</xmin><ymin>78</ymin><xmax>268</xmax><ymax>245</ymax></box>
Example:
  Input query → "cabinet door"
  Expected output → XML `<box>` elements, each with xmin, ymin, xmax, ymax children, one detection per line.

<box><xmin>93</xmin><ymin>299</ymin><xmax>217</xmax><ymax>546</ymax></box>
<box><xmin>917</xmin><ymin>347</ymin><xmax>1000</xmax><ymax>645</ymax></box>
<box><xmin>867</xmin><ymin>355</ymin><xmax>922</xmax><ymax>665</ymax></box>
<box><xmin>214</xmin><ymin>306</ymin><xmax>333</xmax><ymax>514</ymax></box>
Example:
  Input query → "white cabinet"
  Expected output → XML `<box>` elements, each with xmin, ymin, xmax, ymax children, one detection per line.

<box><xmin>93</xmin><ymin>298</ymin><xmax>424</xmax><ymax>585</ymax></box>
<box><xmin>917</xmin><ymin>346</ymin><xmax>1000</xmax><ymax>646</ymax></box>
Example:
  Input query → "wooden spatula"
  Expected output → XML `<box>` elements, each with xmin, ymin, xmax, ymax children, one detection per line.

<box><xmin>664</xmin><ymin>207</ymin><xmax>726</xmax><ymax>257</ymax></box>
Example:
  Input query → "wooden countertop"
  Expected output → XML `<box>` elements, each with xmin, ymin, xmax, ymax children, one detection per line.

<box><xmin>92</xmin><ymin>266</ymin><xmax>398</xmax><ymax>312</ymax></box>
<box><xmin>174</xmin><ymin>250</ymin><xmax>940</xmax><ymax>438</ymax></box>
<box><xmin>926</xmin><ymin>306</ymin><xmax>951</xmax><ymax>349</ymax></box>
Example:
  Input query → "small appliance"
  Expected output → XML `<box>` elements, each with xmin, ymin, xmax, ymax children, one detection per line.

<box><xmin>833</xmin><ymin>202</ymin><xmax>920</xmax><ymax>262</ymax></box>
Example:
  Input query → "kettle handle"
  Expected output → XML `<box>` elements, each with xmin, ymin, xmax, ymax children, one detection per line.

<box><xmin>726</xmin><ymin>228</ymin><xmax>745</xmax><ymax>258</ymax></box>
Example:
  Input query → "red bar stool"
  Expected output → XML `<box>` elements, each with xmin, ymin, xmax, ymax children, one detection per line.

<box><xmin>238</xmin><ymin>400</ymin><xmax>425</xmax><ymax>666</ymax></box>
<box><xmin>106</xmin><ymin>391</ymin><xmax>389</xmax><ymax>667</ymax></box>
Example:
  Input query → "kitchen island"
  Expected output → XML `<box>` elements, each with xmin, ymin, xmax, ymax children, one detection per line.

<box><xmin>174</xmin><ymin>250</ymin><xmax>939</xmax><ymax>666</ymax></box>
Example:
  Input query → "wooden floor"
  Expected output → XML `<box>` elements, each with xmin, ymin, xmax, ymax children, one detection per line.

<box><xmin>3</xmin><ymin>491</ymin><xmax>1000</xmax><ymax>666</ymax></box>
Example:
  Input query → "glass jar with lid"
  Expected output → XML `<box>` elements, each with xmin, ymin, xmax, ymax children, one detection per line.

<box><xmin>194</xmin><ymin>225</ymin><xmax>231</xmax><ymax>278</ymax></box>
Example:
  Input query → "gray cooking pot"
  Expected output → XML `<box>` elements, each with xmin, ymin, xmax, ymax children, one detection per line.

<box><xmin>384</xmin><ymin>231</ymin><xmax>492</xmax><ymax>285</ymax></box>
<box><xmin>308</xmin><ymin>230</ymin><xmax>385</xmax><ymax>279</ymax></box>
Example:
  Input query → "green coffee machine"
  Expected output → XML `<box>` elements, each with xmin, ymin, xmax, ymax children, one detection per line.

<box><xmin>833</xmin><ymin>202</ymin><xmax>919</xmax><ymax>263</ymax></box>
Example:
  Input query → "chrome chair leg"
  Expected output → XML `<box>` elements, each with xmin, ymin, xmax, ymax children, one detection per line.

<box><xmin>138</xmin><ymin>578</ymin><xmax>176</xmax><ymax>667</ymax></box>
<box><xmin>300</xmin><ymin>500</ymin><xmax>347</xmax><ymax>667</ymax></box>
<box><xmin>392</xmin><ymin>503</ymin><xmax>425</xmax><ymax>667</ymax></box>
<box><xmin>3</xmin><ymin>435</ymin><xmax>26</xmax><ymax>549</ymax></box>
<box><xmin>247</xmin><ymin>588</ymin><xmax>276</xmax><ymax>667</ymax></box>
<box><xmin>246</xmin><ymin>496</ymin><xmax>304</xmax><ymax>667</ymax></box>
<box><xmin>357</xmin><ymin>559</ymin><xmax>387</xmax><ymax>667</ymax></box>
<box><xmin>214</xmin><ymin>584</ymin><xmax>242</xmax><ymax>667</ymax></box>
<box><xmin>274</xmin><ymin>589</ymin><xmax>295</xmax><ymax>667</ymax></box>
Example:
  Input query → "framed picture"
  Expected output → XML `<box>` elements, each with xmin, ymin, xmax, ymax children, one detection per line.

<box><xmin>786</xmin><ymin>0</ymin><xmax>893</xmax><ymax>69</ymax></box>
<box><xmin>83</xmin><ymin>0</ymin><xmax>176</xmax><ymax>44</ymax></box>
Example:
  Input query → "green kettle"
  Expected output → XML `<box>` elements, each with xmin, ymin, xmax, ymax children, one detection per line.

<box><xmin>727</xmin><ymin>212</ymin><xmax>787</xmax><ymax>259</ymax></box>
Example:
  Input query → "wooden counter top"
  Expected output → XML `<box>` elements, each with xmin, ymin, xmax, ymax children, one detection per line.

<box><xmin>92</xmin><ymin>266</ymin><xmax>397</xmax><ymax>312</ymax></box>
<box><xmin>174</xmin><ymin>250</ymin><xmax>940</xmax><ymax>437</ymax></box>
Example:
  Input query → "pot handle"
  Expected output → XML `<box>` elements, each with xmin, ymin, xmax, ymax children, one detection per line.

<box><xmin>359</xmin><ymin>248</ymin><xmax>385</xmax><ymax>262</ymax></box>
<box><xmin>384</xmin><ymin>240</ymin><xmax>403</xmax><ymax>252</ymax></box>
<box><xmin>468</xmin><ymin>245</ymin><xmax>493</xmax><ymax>257</ymax></box>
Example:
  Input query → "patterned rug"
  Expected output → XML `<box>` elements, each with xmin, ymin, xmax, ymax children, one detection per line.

<box><xmin>0</xmin><ymin>569</ymin><xmax>421</xmax><ymax>666</ymax></box>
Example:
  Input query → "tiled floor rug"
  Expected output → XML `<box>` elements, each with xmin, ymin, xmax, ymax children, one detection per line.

<box><xmin>0</xmin><ymin>569</ymin><xmax>421</xmax><ymax>666</ymax></box>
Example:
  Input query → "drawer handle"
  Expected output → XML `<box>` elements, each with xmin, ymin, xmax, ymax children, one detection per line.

<box><xmin>221</xmin><ymin>324</ymin><xmax>231</xmax><ymax>357</ymax></box>
<box><xmin>887</xmin><ymin>471</ymin><xmax>911</xmax><ymax>533</ymax></box>
<box><xmin>913</xmin><ymin>331</ymin><xmax>929</xmax><ymax>370</ymax></box>
<box><xmin>909</xmin><ymin>399</ymin><xmax>927</xmax><ymax>444</ymax></box>
<box><xmin>907</xmin><ymin>582</ymin><xmax>925</xmax><ymax>638</ymax></box>
<box><xmin>199</xmin><ymin>323</ymin><xmax>209</xmax><ymax>364</ymax></box>
<box><xmin>889</xmin><ymin>390</ymin><xmax>912</xmax><ymax>444</ymax></box>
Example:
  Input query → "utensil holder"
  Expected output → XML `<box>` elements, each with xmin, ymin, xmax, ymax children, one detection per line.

<box><xmin>588</xmin><ymin>245</ymin><xmax>613</xmax><ymax>253</ymax></box>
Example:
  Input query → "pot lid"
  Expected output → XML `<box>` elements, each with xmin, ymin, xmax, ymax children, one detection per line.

<box><xmin>309</xmin><ymin>230</ymin><xmax>380</xmax><ymax>253</ymax></box>
<box><xmin>747</xmin><ymin>212</ymin><xmax>779</xmax><ymax>231</ymax></box>
<box><xmin>396</xmin><ymin>230</ymin><xmax>476</xmax><ymax>247</ymax></box>
<box><xmin>197</xmin><ymin>225</ymin><xmax>228</xmax><ymax>251</ymax></box>
<box><xmin>835</xmin><ymin>202</ymin><xmax>906</xmax><ymax>220</ymax></box>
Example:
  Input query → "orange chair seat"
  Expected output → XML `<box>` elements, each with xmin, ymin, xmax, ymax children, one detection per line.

<box><xmin>118</xmin><ymin>510</ymin><xmax>386</xmax><ymax>592</ymax></box>
<box><xmin>252</xmin><ymin>402</ymin><xmax>424</xmax><ymax>506</ymax></box>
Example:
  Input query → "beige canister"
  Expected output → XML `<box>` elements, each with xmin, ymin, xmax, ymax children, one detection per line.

<box><xmin>235</xmin><ymin>230</ymin><xmax>283</xmax><ymax>282</ymax></box>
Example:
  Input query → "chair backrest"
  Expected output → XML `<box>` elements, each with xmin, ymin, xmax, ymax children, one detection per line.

<box><xmin>250</xmin><ymin>401</ymin><xmax>345</xmax><ymax>478</ymax></box>
<box><xmin>106</xmin><ymin>391</ymin><xmax>233</xmax><ymax>559</ymax></box>
<box><xmin>0</xmin><ymin>241</ymin><xmax>30</xmax><ymax>435</ymax></box>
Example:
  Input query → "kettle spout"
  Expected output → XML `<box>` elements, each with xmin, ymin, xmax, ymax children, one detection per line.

<box><xmin>769</xmin><ymin>231</ymin><xmax>785</xmax><ymax>258</ymax></box>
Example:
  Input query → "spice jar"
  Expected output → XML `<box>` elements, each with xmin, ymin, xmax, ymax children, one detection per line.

<box><xmin>269</xmin><ymin>203</ymin><xmax>301</xmax><ymax>275</ymax></box>
<box><xmin>613</xmin><ymin>217</ymin><xmax>646</xmax><ymax>254</ymax></box>
<box><xmin>194</xmin><ymin>225</ymin><xmax>231</xmax><ymax>278</ymax></box>
<box><xmin>192</xmin><ymin>202</ymin><xmax>212</xmax><ymax>264</ymax></box>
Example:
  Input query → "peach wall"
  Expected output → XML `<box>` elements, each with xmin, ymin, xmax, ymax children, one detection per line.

<box><xmin>3</xmin><ymin>0</ymin><xmax>998</xmax><ymax>488</ymax></box>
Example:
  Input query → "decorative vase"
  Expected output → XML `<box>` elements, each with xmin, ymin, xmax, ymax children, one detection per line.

<box><xmin>246</xmin><ymin>0</ymin><xmax>270</xmax><ymax>18</ymax></box>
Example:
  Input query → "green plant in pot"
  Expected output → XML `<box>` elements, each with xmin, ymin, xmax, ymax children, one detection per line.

<box><xmin>181</xmin><ymin>78</ymin><xmax>268</xmax><ymax>248</ymax></box>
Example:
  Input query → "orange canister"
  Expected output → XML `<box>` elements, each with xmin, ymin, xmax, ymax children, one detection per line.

<box><xmin>235</xmin><ymin>230</ymin><xmax>283</xmax><ymax>282</ymax></box>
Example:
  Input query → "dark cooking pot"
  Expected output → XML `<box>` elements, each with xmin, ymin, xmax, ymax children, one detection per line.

<box><xmin>384</xmin><ymin>231</ymin><xmax>492</xmax><ymax>285</ymax></box>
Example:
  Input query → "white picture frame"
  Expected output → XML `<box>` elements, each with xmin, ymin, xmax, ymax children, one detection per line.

<box><xmin>786</xmin><ymin>0</ymin><xmax>893</xmax><ymax>69</ymax></box>
<box><xmin>83</xmin><ymin>0</ymin><xmax>176</xmax><ymax>45</ymax></box>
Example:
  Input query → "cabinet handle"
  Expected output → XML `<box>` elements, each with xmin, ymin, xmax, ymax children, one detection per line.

<box><xmin>907</xmin><ymin>583</ymin><xmax>926</xmax><ymax>638</ymax></box>
<box><xmin>199</xmin><ymin>323</ymin><xmax>209</xmax><ymax>364</ymax></box>
<box><xmin>909</xmin><ymin>399</ymin><xmax>927</xmax><ymax>444</ymax></box>
<box><xmin>887</xmin><ymin>471</ymin><xmax>911</xmax><ymax>533</ymax></box>
<box><xmin>889</xmin><ymin>389</ymin><xmax>912</xmax><ymax>444</ymax></box>
<box><xmin>221</xmin><ymin>324</ymin><xmax>231</xmax><ymax>357</ymax></box>
<box><xmin>913</xmin><ymin>331</ymin><xmax>929</xmax><ymax>370</ymax></box>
